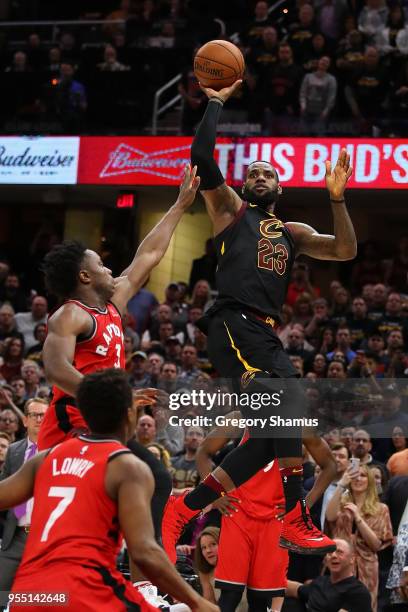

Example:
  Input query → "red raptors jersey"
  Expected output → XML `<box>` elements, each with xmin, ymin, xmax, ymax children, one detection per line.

<box><xmin>52</xmin><ymin>300</ymin><xmax>125</xmax><ymax>403</ymax></box>
<box><xmin>234</xmin><ymin>431</ymin><xmax>284</xmax><ymax>519</ymax></box>
<box><xmin>15</xmin><ymin>436</ymin><xmax>128</xmax><ymax>575</ymax></box>
<box><xmin>39</xmin><ymin>300</ymin><xmax>125</xmax><ymax>449</ymax></box>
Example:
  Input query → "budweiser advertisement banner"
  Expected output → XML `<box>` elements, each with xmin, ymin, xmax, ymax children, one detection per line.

<box><xmin>0</xmin><ymin>137</ymin><xmax>80</xmax><ymax>184</ymax></box>
<box><xmin>0</xmin><ymin>136</ymin><xmax>407</xmax><ymax>188</ymax></box>
<box><xmin>79</xmin><ymin>137</ymin><xmax>408</xmax><ymax>189</ymax></box>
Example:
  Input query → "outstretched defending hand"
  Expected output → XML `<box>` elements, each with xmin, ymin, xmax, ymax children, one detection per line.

<box><xmin>325</xmin><ymin>148</ymin><xmax>353</xmax><ymax>200</ymax></box>
<box><xmin>175</xmin><ymin>164</ymin><xmax>201</xmax><ymax>210</ymax></box>
<box><xmin>199</xmin><ymin>79</ymin><xmax>242</xmax><ymax>104</ymax></box>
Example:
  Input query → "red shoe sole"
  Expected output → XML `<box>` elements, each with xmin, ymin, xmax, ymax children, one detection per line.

<box><xmin>279</xmin><ymin>537</ymin><xmax>337</xmax><ymax>555</ymax></box>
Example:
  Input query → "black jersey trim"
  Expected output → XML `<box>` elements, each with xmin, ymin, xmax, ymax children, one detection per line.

<box><xmin>50</xmin><ymin>300</ymin><xmax>98</xmax><ymax>344</ymax></box>
<box><xmin>82</xmin><ymin>565</ymin><xmax>141</xmax><ymax>611</ymax></box>
<box><xmin>65</xmin><ymin>299</ymin><xmax>108</xmax><ymax>315</ymax></box>
<box><xmin>108</xmin><ymin>450</ymin><xmax>133</xmax><ymax>462</ymax></box>
<box><xmin>55</xmin><ymin>396</ymin><xmax>77</xmax><ymax>434</ymax></box>
<box><xmin>79</xmin><ymin>434</ymin><xmax>122</xmax><ymax>444</ymax></box>
<box><xmin>109</xmin><ymin>300</ymin><xmax>123</xmax><ymax>318</ymax></box>
<box><xmin>76</xmin><ymin>312</ymin><xmax>97</xmax><ymax>343</ymax></box>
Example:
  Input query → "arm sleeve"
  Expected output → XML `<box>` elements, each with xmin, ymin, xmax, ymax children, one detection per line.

<box><xmin>191</xmin><ymin>99</ymin><xmax>225</xmax><ymax>190</ymax></box>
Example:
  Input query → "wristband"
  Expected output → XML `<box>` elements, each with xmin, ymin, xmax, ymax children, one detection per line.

<box><xmin>209</xmin><ymin>97</ymin><xmax>224</xmax><ymax>106</ymax></box>
<box><xmin>337</xmin><ymin>483</ymin><xmax>347</xmax><ymax>491</ymax></box>
<box><xmin>330</xmin><ymin>198</ymin><xmax>345</xmax><ymax>203</ymax></box>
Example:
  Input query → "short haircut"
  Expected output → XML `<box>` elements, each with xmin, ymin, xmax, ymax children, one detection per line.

<box><xmin>24</xmin><ymin>397</ymin><xmax>49</xmax><ymax>415</ymax></box>
<box><xmin>246</xmin><ymin>160</ymin><xmax>279</xmax><ymax>181</ymax></box>
<box><xmin>332</xmin><ymin>442</ymin><xmax>350</xmax><ymax>458</ymax></box>
<box><xmin>162</xmin><ymin>361</ymin><xmax>179</xmax><ymax>370</ymax></box>
<box><xmin>77</xmin><ymin>369</ymin><xmax>133</xmax><ymax>434</ymax></box>
<box><xmin>0</xmin><ymin>302</ymin><xmax>15</xmax><ymax>314</ymax></box>
<box><xmin>0</xmin><ymin>431</ymin><xmax>11</xmax><ymax>442</ymax></box>
<box><xmin>22</xmin><ymin>360</ymin><xmax>41</xmax><ymax>373</ymax></box>
<box><xmin>42</xmin><ymin>240</ymin><xmax>87</xmax><ymax>301</ymax></box>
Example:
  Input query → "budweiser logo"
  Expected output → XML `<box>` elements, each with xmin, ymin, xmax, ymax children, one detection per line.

<box><xmin>0</xmin><ymin>145</ymin><xmax>75</xmax><ymax>169</ymax></box>
<box><xmin>100</xmin><ymin>143</ymin><xmax>191</xmax><ymax>180</ymax></box>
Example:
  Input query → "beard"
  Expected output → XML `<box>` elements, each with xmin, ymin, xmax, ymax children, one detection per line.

<box><xmin>242</xmin><ymin>185</ymin><xmax>279</xmax><ymax>209</ymax></box>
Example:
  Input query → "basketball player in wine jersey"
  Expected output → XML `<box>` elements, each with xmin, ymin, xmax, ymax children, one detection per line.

<box><xmin>162</xmin><ymin>82</ymin><xmax>356</xmax><ymax>558</ymax></box>
<box><xmin>38</xmin><ymin>165</ymin><xmax>200</xmax><ymax>451</ymax></box>
<box><xmin>0</xmin><ymin>369</ymin><xmax>217</xmax><ymax>612</ymax></box>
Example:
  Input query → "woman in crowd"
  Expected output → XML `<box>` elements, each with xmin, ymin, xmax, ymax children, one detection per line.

<box><xmin>0</xmin><ymin>337</ymin><xmax>25</xmax><ymax>383</ymax></box>
<box><xmin>291</xmin><ymin>293</ymin><xmax>314</xmax><ymax>327</ymax></box>
<box><xmin>311</xmin><ymin>353</ymin><xmax>328</xmax><ymax>378</ymax></box>
<box><xmin>326</xmin><ymin>464</ymin><xmax>393</xmax><ymax>611</ymax></box>
<box><xmin>317</xmin><ymin>326</ymin><xmax>335</xmax><ymax>355</ymax></box>
<box><xmin>194</xmin><ymin>527</ymin><xmax>220</xmax><ymax>604</ymax></box>
<box><xmin>190</xmin><ymin>280</ymin><xmax>211</xmax><ymax>309</ymax></box>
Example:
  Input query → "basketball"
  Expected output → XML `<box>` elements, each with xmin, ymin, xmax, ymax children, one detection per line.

<box><xmin>194</xmin><ymin>40</ymin><xmax>245</xmax><ymax>90</ymax></box>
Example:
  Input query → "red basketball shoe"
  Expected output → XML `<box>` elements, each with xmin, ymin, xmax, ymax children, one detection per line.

<box><xmin>161</xmin><ymin>495</ymin><xmax>199</xmax><ymax>563</ymax></box>
<box><xmin>280</xmin><ymin>500</ymin><xmax>336</xmax><ymax>555</ymax></box>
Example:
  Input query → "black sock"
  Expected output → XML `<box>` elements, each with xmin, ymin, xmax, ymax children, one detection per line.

<box><xmin>280</xmin><ymin>466</ymin><xmax>303</xmax><ymax>512</ymax></box>
<box><xmin>184</xmin><ymin>473</ymin><xmax>226</xmax><ymax>510</ymax></box>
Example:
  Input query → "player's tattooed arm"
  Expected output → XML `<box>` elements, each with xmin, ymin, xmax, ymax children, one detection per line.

<box><xmin>112</xmin><ymin>165</ymin><xmax>200</xmax><ymax>313</ymax></box>
<box><xmin>286</xmin><ymin>149</ymin><xmax>357</xmax><ymax>261</ymax></box>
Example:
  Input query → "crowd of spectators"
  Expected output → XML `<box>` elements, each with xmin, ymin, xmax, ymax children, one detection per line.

<box><xmin>0</xmin><ymin>230</ymin><xmax>407</xmax><ymax>609</ymax></box>
<box><xmin>1</xmin><ymin>0</ymin><xmax>408</xmax><ymax>135</ymax></box>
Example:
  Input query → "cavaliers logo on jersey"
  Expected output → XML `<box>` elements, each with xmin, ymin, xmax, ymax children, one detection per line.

<box><xmin>259</xmin><ymin>218</ymin><xmax>284</xmax><ymax>240</ymax></box>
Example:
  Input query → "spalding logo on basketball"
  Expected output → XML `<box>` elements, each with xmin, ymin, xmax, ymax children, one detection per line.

<box><xmin>194</xmin><ymin>40</ymin><xmax>245</xmax><ymax>90</ymax></box>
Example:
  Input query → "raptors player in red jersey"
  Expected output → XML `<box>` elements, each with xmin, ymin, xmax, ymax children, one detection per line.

<box><xmin>38</xmin><ymin>165</ymin><xmax>200</xmax><ymax>450</ymax></box>
<box><xmin>195</xmin><ymin>414</ymin><xmax>336</xmax><ymax>612</ymax></box>
<box><xmin>0</xmin><ymin>369</ymin><xmax>218</xmax><ymax>612</ymax></box>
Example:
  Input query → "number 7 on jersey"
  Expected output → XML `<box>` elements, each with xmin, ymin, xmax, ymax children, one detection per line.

<box><xmin>40</xmin><ymin>486</ymin><xmax>76</xmax><ymax>542</ymax></box>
